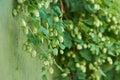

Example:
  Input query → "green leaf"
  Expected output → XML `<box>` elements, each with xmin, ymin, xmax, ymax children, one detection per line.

<box><xmin>100</xmin><ymin>27</ymin><xmax>106</xmax><ymax>33</ymax></box>
<box><xmin>85</xmin><ymin>4</ymin><xmax>97</xmax><ymax>13</ymax></box>
<box><xmin>55</xmin><ymin>22</ymin><xmax>63</xmax><ymax>34</ymax></box>
<box><xmin>90</xmin><ymin>44</ymin><xmax>96</xmax><ymax>51</ymax></box>
<box><xmin>39</xmin><ymin>8</ymin><xmax>47</xmax><ymax>20</ymax></box>
<box><xmin>106</xmin><ymin>42</ymin><xmax>113</xmax><ymax>48</ymax></box>
<box><xmin>70</xmin><ymin>0</ymin><xmax>80</xmax><ymax>12</ymax></box>
<box><xmin>59</xmin><ymin>44</ymin><xmax>65</xmax><ymax>50</ymax></box>
<box><xmin>53</xmin><ymin>6</ymin><xmax>62</xmax><ymax>17</ymax></box>
<box><xmin>40</xmin><ymin>26</ymin><xmax>49</xmax><ymax>37</ymax></box>
<box><xmin>93</xmin><ymin>34</ymin><xmax>99</xmax><ymax>42</ymax></box>
<box><xmin>31</xmin><ymin>16</ymin><xmax>39</xmax><ymax>28</ymax></box>
<box><xmin>68</xmin><ymin>61</ymin><xmax>75</xmax><ymax>71</ymax></box>
<box><xmin>98</xmin><ymin>68</ymin><xmax>106</xmax><ymax>77</ymax></box>
<box><xmin>103</xmin><ymin>0</ymin><xmax>111</xmax><ymax>6</ymax></box>
<box><xmin>27</xmin><ymin>34</ymin><xmax>38</xmax><ymax>45</ymax></box>
<box><xmin>76</xmin><ymin>69</ymin><xmax>86</xmax><ymax>80</ymax></box>
<box><xmin>47</xmin><ymin>17</ymin><xmax>53</xmax><ymax>27</ymax></box>
<box><xmin>108</xmin><ymin>50</ymin><xmax>115</xmax><ymax>56</ymax></box>
<box><xmin>74</xmin><ymin>56</ymin><xmax>80</xmax><ymax>62</ymax></box>
<box><xmin>39</xmin><ymin>46</ymin><xmax>48</xmax><ymax>60</ymax></box>
<box><xmin>63</xmin><ymin>31</ymin><xmax>72</xmax><ymax>49</ymax></box>
<box><xmin>42</xmin><ymin>74</ymin><xmax>47</xmax><ymax>80</ymax></box>
<box><xmin>79</xmin><ymin>49</ymin><xmax>92</xmax><ymax>61</ymax></box>
<box><xmin>105</xmin><ymin>70</ymin><xmax>114</xmax><ymax>80</ymax></box>
<box><xmin>53</xmin><ymin>48</ymin><xmax>58</xmax><ymax>55</ymax></box>
<box><xmin>79</xmin><ymin>22</ymin><xmax>89</xmax><ymax>33</ymax></box>
<box><xmin>85</xmin><ymin>18</ymin><xmax>93</xmax><ymax>26</ymax></box>
<box><xmin>74</xmin><ymin>38</ymin><xmax>84</xmax><ymax>45</ymax></box>
<box><xmin>41</xmin><ymin>66</ymin><xmax>46</xmax><ymax>72</ymax></box>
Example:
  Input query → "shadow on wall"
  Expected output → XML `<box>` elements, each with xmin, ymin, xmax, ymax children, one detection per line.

<box><xmin>0</xmin><ymin>0</ymin><xmax>53</xmax><ymax>80</ymax></box>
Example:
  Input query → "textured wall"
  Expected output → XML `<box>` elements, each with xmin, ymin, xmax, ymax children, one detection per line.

<box><xmin>0</xmin><ymin>0</ymin><xmax>52</xmax><ymax>80</ymax></box>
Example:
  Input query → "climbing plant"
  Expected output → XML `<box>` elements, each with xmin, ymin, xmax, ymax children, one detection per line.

<box><xmin>13</xmin><ymin>0</ymin><xmax>120</xmax><ymax>80</ymax></box>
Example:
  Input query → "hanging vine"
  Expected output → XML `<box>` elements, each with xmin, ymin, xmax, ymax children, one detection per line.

<box><xmin>13</xmin><ymin>0</ymin><xmax>120</xmax><ymax>80</ymax></box>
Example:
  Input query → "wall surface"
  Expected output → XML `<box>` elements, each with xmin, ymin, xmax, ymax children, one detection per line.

<box><xmin>0</xmin><ymin>0</ymin><xmax>52</xmax><ymax>80</ymax></box>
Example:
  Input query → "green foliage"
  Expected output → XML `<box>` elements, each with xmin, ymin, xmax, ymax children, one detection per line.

<box><xmin>42</xmin><ymin>74</ymin><xmax>47</xmax><ymax>80</ymax></box>
<box><xmin>13</xmin><ymin>0</ymin><xmax>120</xmax><ymax>80</ymax></box>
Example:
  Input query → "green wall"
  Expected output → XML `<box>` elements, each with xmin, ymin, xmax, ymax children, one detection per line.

<box><xmin>0</xmin><ymin>0</ymin><xmax>52</xmax><ymax>80</ymax></box>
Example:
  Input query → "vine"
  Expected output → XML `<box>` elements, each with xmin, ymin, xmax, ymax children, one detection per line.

<box><xmin>13</xmin><ymin>0</ymin><xmax>120</xmax><ymax>80</ymax></box>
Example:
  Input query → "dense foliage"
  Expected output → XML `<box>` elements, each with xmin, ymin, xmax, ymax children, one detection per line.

<box><xmin>13</xmin><ymin>0</ymin><xmax>120</xmax><ymax>80</ymax></box>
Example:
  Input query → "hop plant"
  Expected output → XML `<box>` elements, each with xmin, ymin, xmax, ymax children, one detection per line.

<box><xmin>14</xmin><ymin>0</ymin><xmax>120</xmax><ymax>80</ymax></box>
